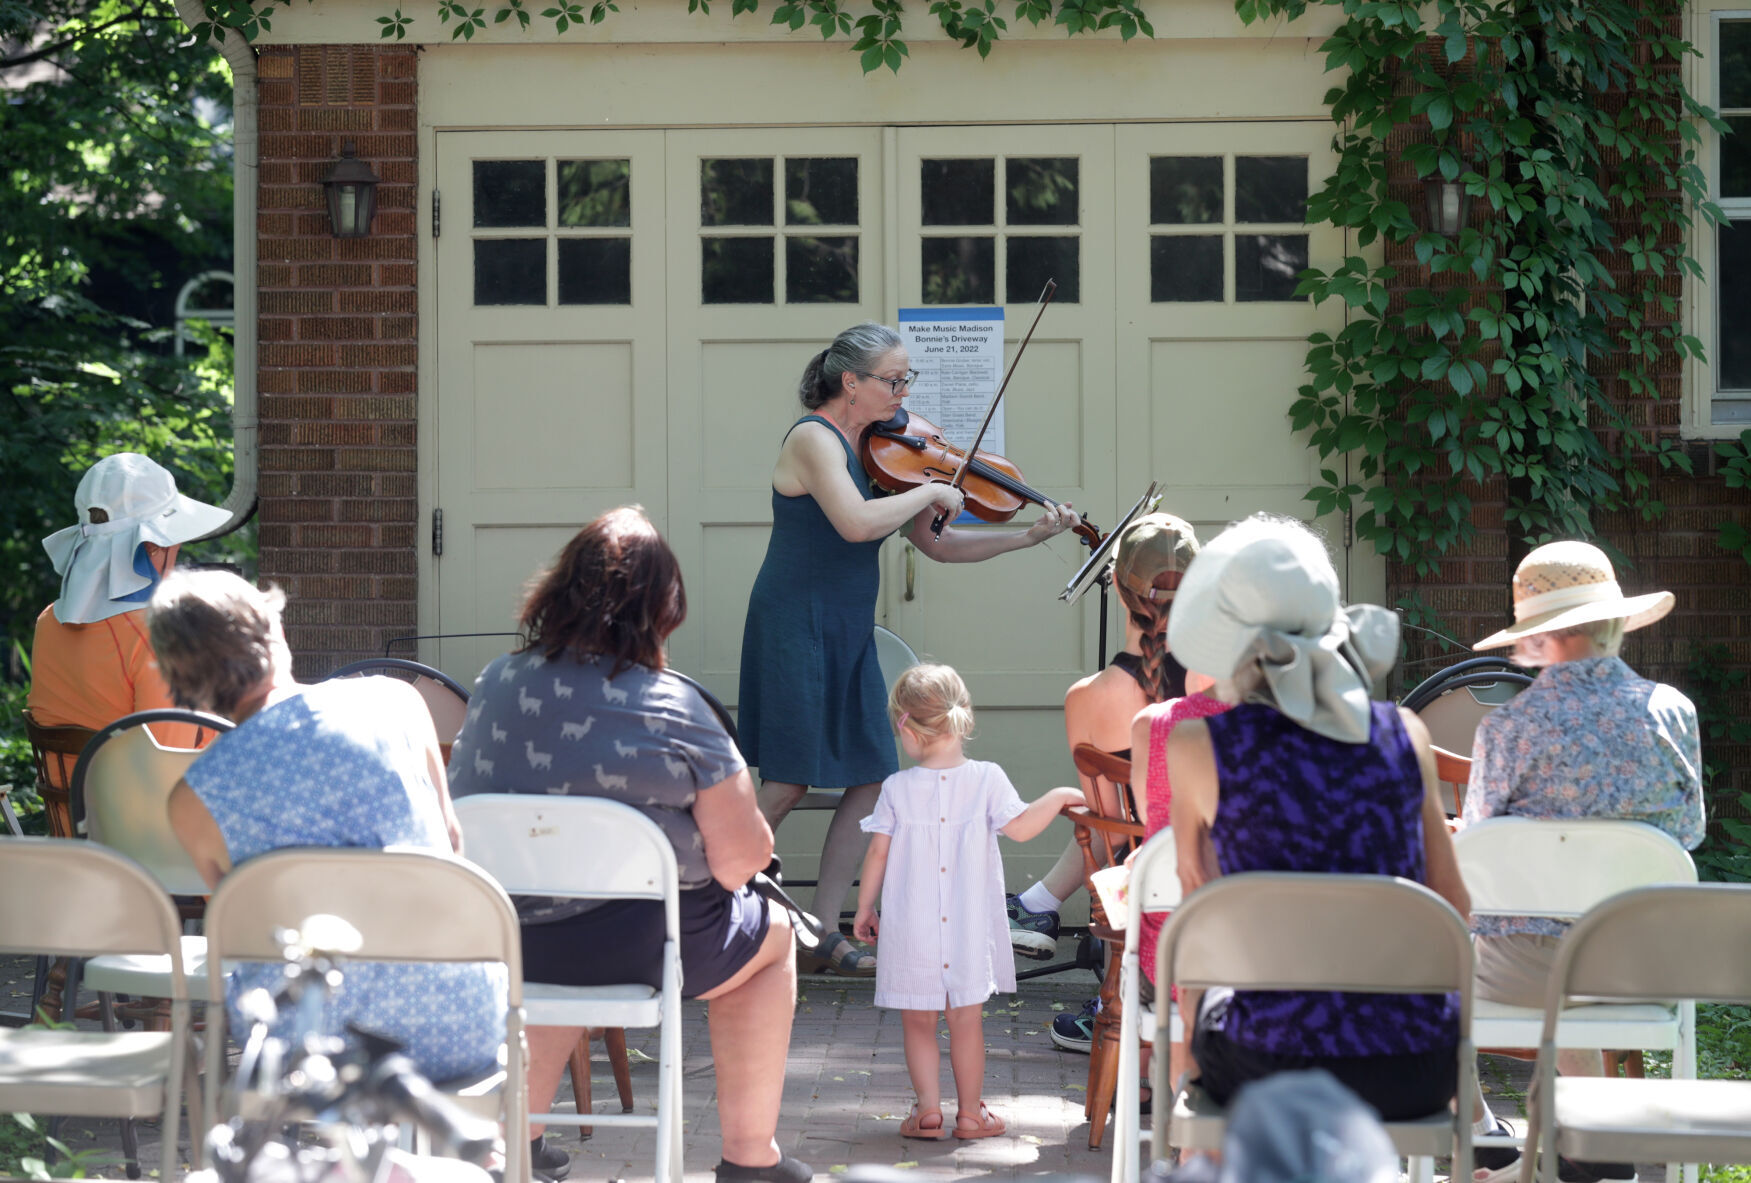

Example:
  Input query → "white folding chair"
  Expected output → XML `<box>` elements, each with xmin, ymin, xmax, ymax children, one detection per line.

<box><xmin>1454</xmin><ymin>817</ymin><xmax>1699</xmax><ymax>1183</ymax></box>
<box><xmin>793</xmin><ymin>624</ymin><xmax>918</xmax><ymax>813</ymax></box>
<box><xmin>0</xmin><ymin>839</ymin><xmax>196</xmax><ymax>1179</ymax></box>
<box><xmin>1522</xmin><ymin>884</ymin><xmax>1751</xmax><ymax>1183</ymax></box>
<box><xmin>326</xmin><ymin>658</ymin><xmax>471</xmax><ymax>750</ymax></box>
<box><xmin>74</xmin><ymin>709</ymin><xmax>235</xmax><ymax>1014</ymax></box>
<box><xmin>1153</xmin><ymin>873</ymin><xmax>1476</xmax><ymax>1183</ymax></box>
<box><xmin>201</xmin><ymin>847</ymin><xmax>528</xmax><ymax>1183</ymax></box>
<box><xmin>454</xmin><ymin>794</ymin><xmax>684</xmax><ymax>1183</ymax></box>
<box><xmin>1111</xmin><ymin>829</ymin><xmax>1182</xmax><ymax>1183</ymax></box>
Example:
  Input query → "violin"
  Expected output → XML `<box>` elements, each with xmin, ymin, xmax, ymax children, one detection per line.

<box><xmin>859</xmin><ymin>408</ymin><xmax>1102</xmax><ymax>550</ymax></box>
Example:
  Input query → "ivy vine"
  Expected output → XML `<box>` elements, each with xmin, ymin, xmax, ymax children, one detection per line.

<box><xmin>191</xmin><ymin>0</ymin><xmax>1154</xmax><ymax>68</ymax></box>
<box><xmin>1240</xmin><ymin>0</ymin><xmax>1723</xmax><ymax>575</ymax></box>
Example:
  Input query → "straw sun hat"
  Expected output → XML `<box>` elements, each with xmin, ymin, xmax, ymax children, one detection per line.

<box><xmin>40</xmin><ymin>453</ymin><xmax>230</xmax><ymax>626</ymax></box>
<box><xmin>1473</xmin><ymin>540</ymin><xmax>1675</xmax><ymax>651</ymax></box>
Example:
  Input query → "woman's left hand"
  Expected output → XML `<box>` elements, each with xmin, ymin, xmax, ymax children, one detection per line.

<box><xmin>1025</xmin><ymin>502</ymin><xmax>1080</xmax><ymax>546</ymax></box>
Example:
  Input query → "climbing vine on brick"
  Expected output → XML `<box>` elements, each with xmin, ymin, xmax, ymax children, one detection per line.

<box><xmin>1241</xmin><ymin>0</ymin><xmax>1722</xmax><ymax>574</ymax></box>
<box><xmin>190</xmin><ymin>0</ymin><xmax>1153</xmax><ymax>68</ymax></box>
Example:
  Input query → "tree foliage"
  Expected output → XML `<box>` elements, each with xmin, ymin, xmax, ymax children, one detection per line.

<box><xmin>193</xmin><ymin>0</ymin><xmax>1154</xmax><ymax>71</ymax></box>
<box><xmin>1239</xmin><ymin>0</ymin><xmax>1720</xmax><ymax>574</ymax></box>
<box><xmin>1</xmin><ymin>0</ymin><xmax>242</xmax><ymax>652</ymax></box>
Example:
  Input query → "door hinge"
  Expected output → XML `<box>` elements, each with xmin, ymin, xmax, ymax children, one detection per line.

<box><xmin>431</xmin><ymin>189</ymin><xmax>440</xmax><ymax>238</ymax></box>
<box><xmin>432</xmin><ymin>507</ymin><xmax>444</xmax><ymax>556</ymax></box>
<box><xmin>1343</xmin><ymin>506</ymin><xmax>1354</xmax><ymax>550</ymax></box>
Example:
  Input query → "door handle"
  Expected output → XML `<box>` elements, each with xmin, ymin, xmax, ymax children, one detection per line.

<box><xmin>905</xmin><ymin>544</ymin><xmax>916</xmax><ymax>602</ymax></box>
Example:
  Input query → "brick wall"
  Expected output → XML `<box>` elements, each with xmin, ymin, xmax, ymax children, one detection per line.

<box><xmin>1383</xmin><ymin>18</ymin><xmax>1751</xmax><ymax>803</ymax></box>
<box><xmin>254</xmin><ymin>45</ymin><xmax>419</xmax><ymax>679</ymax></box>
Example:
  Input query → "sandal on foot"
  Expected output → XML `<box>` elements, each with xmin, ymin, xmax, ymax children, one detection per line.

<box><xmin>953</xmin><ymin>1103</ymin><xmax>1006</xmax><ymax>1140</ymax></box>
<box><xmin>815</xmin><ymin>932</ymin><xmax>876</xmax><ymax>977</ymax></box>
<box><xmin>714</xmin><ymin>1154</ymin><xmax>814</xmax><ymax>1183</ymax></box>
<box><xmin>899</xmin><ymin>1104</ymin><xmax>949</xmax><ymax>1140</ymax></box>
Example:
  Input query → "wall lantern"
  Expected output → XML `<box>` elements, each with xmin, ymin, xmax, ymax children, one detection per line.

<box><xmin>323</xmin><ymin>140</ymin><xmax>380</xmax><ymax>238</ymax></box>
<box><xmin>1423</xmin><ymin>172</ymin><xmax>1472</xmax><ymax>237</ymax></box>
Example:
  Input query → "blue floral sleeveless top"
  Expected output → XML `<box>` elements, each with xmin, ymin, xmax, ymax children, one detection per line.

<box><xmin>1205</xmin><ymin>701</ymin><xmax>1456</xmax><ymax>1057</ymax></box>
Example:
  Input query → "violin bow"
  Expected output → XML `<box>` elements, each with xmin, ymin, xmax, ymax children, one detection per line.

<box><xmin>930</xmin><ymin>278</ymin><xmax>1057</xmax><ymax>539</ymax></box>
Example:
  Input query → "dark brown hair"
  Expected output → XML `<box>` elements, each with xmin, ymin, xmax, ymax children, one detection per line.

<box><xmin>519</xmin><ymin>506</ymin><xmax>686</xmax><ymax>674</ymax></box>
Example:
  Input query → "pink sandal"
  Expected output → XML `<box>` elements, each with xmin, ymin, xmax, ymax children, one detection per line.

<box><xmin>953</xmin><ymin>1103</ymin><xmax>1006</xmax><ymax>1140</ymax></box>
<box><xmin>899</xmin><ymin>1103</ymin><xmax>949</xmax><ymax>1140</ymax></box>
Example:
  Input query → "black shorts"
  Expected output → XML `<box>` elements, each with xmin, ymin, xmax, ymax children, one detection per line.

<box><xmin>520</xmin><ymin>881</ymin><xmax>773</xmax><ymax>1000</ymax></box>
<box><xmin>1190</xmin><ymin>989</ymin><xmax>1456</xmax><ymax>1121</ymax></box>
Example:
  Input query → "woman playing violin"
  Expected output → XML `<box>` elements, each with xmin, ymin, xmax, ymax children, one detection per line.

<box><xmin>739</xmin><ymin>320</ymin><xmax>1081</xmax><ymax>976</ymax></box>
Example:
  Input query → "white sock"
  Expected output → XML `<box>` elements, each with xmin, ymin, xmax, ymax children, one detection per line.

<box><xmin>1018</xmin><ymin>883</ymin><xmax>1062</xmax><ymax>915</ymax></box>
<box><xmin>1473</xmin><ymin>1112</ymin><xmax>1499</xmax><ymax>1135</ymax></box>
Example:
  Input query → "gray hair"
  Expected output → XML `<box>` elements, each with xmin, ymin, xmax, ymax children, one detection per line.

<box><xmin>1511</xmin><ymin>616</ymin><xmax>1626</xmax><ymax>668</ymax></box>
<box><xmin>147</xmin><ymin>569</ymin><xmax>287</xmax><ymax>718</ymax></box>
<box><xmin>798</xmin><ymin>322</ymin><xmax>904</xmax><ymax>410</ymax></box>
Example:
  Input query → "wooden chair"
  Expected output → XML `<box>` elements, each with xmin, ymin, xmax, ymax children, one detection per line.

<box><xmin>1067</xmin><ymin>742</ymin><xmax>1144</xmax><ymax>1149</ymax></box>
<box><xmin>23</xmin><ymin>708</ymin><xmax>96</xmax><ymax>839</ymax></box>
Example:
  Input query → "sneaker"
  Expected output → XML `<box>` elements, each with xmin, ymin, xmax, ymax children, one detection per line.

<box><xmin>531</xmin><ymin>1134</ymin><xmax>572</xmax><ymax>1181</ymax></box>
<box><xmin>1472</xmin><ymin>1117</ymin><xmax>1519</xmax><ymax>1175</ymax></box>
<box><xmin>1007</xmin><ymin>894</ymin><xmax>1061</xmax><ymax>960</ymax></box>
<box><xmin>1050</xmin><ymin>996</ymin><xmax>1098</xmax><ymax>1053</ymax></box>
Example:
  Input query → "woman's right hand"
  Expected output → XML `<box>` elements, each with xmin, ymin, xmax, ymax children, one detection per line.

<box><xmin>925</xmin><ymin>482</ymin><xmax>965</xmax><ymax>520</ymax></box>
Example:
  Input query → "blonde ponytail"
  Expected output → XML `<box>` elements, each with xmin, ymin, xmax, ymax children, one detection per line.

<box><xmin>889</xmin><ymin>662</ymin><xmax>976</xmax><ymax>742</ymax></box>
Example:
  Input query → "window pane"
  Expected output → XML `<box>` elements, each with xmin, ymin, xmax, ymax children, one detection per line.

<box><xmin>1007</xmin><ymin>158</ymin><xmax>1079</xmax><ymax>226</ymax></box>
<box><xmin>558</xmin><ymin>238</ymin><xmax>632</xmax><ymax>304</ymax></box>
<box><xmin>921</xmin><ymin>236</ymin><xmax>994</xmax><ymax>304</ymax></box>
<box><xmin>786</xmin><ymin>236</ymin><xmax>859</xmax><ymax>303</ymax></box>
<box><xmin>1236</xmin><ymin>157</ymin><xmax>1307</xmax><ymax>224</ymax></box>
<box><xmin>1724</xmin><ymin>116</ymin><xmax>1751</xmax><ymax>199</ymax></box>
<box><xmin>1150</xmin><ymin>157</ymin><xmax>1222</xmax><ymax>225</ymax></box>
<box><xmin>1006</xmin><ymin>236</ymin><xmax>1078</xmax><ymax>304</ymax></box>
<box><xmin>702</xmin><ymin>237</ymin><xmax>774</xmax><ymax>303</ymax></box>
<box><xmin>786</xmin><ymin>158</ymin><xmax>859</xmax><ymax>226</ymax></box>
<box><xmin>921</xmin><ymin>159</ymin><xmax>995</xmax><ymax>226</ymax></box>
<box><xmin>1150</xmin><ymin>235</ymin><xmax>1223</xmax><ymax>302</ymax></box>
<box><xmin>1723</xmin><ymin>21</ymin><xmax>1751</xmax><ymax>108</ymax></box>
<box><xmin>474</xmin><ymin>239</ymin><xmax>546</xmax><ymax>305</ymax></box>
<box><xmin>473</xmin><ymin>160</ymin><xmax>545</xmax><ymax>228</ymax></box>
<box><xmin>1237</xmin><ymin>234</ymin><xmax>1308</xmax><ymax>301</ymax></box>
<box><xmin>558</xmin><ymin>160</ymin><xmax>630</xmax><ymax>228</ymax></box>
<box><xmin>701</xmin><ymin>159</ymin><xmax>774</xmax><ymax>226</ymax></box>
<box><xmin>1719</xmin><ymin>222</ymin><xmax>1751</xmax><ymax>389</ymax></box>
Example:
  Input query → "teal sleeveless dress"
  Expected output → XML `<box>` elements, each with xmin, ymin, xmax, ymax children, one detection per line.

<box><xmin>737</xmin><ymin>415</ymin><xmax>899</xmax><ymax>788</ymax></box>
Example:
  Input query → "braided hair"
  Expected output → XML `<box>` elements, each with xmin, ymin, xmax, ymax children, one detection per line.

<box><xmin>1119</xmin><ymin>580</ymin><xmax>1179</xmax><ymax>704</ymax></box>
<box><xmin>797</xmin><ymin>322</ymin><xmax>904</xmax><ymax>410</ymax></box>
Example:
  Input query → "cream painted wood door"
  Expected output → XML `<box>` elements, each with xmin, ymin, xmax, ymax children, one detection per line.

<box><xmin>886</xmin><ymin>127</ymin><xmax>1120</xmax><ymax>876</ymax></box>
<box><xmin>659</xmin><ymin>128</ymin><xmax>887</xmax><ymax>702</ymax></box>
<box><xmin>432</xmin><ymin>131</ymin><xmax>668</xmax><ymax>685</ymax></box>
<box><xmin>1112</xmin><ymin>122</ymin><xmax>1375</xmax><ymax>599</ymax></box>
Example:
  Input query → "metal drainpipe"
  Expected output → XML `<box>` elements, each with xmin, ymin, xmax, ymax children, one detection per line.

<box><xmin>173</xmin><ymin>0</ymin><xmax>259</xmax><ymax>539</ymax></box>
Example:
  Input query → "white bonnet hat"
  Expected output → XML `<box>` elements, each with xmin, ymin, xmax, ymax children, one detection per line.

<box><xmin>1167</xmin><ymin>515</ymin><xmax>1399</xmax><ymax>744</ymax></box>
<box><xmin>41</xmin><ymin>454</ymin><xmax>230</xmax><ymax>625</ymax></box>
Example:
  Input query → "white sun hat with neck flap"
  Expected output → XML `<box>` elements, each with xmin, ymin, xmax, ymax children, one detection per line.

<box><xmin>1474</xmin><ymin>539</ymin><xmax>1674</xmax><ymax>650</ymax></box>
<box><xmin>41</xmin><ymin>453</ymin><xmax>230</xmax><ymax>625</ymax></box>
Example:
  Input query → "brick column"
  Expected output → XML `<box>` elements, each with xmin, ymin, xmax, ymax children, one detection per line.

<box><xmin>254</xmin><ymin>45</ymin><xmax>419</xmax><ymax>678</ymax></box>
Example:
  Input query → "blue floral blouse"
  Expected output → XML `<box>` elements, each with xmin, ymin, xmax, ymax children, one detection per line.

<box><xmin>1463</xmin><ymin>656</ymin><xmax>1705</xmax><ymax>937</ymax></box>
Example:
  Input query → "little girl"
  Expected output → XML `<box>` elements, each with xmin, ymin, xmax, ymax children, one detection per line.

<box><xmin>853</xmin><ymin>663</ymin><xmax>1084</xmax><ymax>1141</ymax></box>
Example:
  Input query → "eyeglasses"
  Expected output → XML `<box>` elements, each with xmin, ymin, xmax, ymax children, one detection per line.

<box><xmin>857</xmin><ymin>370</ymin><xmax>921</xmax><ymax>395</ymax></box>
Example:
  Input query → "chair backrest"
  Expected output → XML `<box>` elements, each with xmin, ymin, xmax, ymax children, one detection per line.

<box><xmin>0</xmin><ymin>838</ymin><xmax>186</xmax><ymax>969</ymax></box>
<box><xmin>1454</xmin><ymin>817</ymin><xmax>1697</xmax><ymax>921</ymax></box>
<box><xmin>1432</xmin><ymin>745</ymin><xmax>1471</xmax><ymax>816</ymax></box>
<box><xmin>453</xmin><ymin>795</ymin><xmax>681</xmax><ymax>938</ymax></box>
<box><xmin>72</xmin><ymin>708</ymin><xmax>235</xmax><ymax>894</ymax></box>
<box><xmin>204</xmin><ymin>846</ymin><xmax>524</xmax><ymax>974</ymax></box>
<box><xmin>1411</xmin><ymin>669</ymin><xmax>1533</xmax><ymax>758</ymax></box>
<box><xmin>1124</xmin><ymin>830</ymin><xmax>1182</xmax><ymax>943</ymax></box>
<box><xmin>1072</xmin><ymin>742</ymin><xmax>1139</xmax><ymax>830</ymax></box>
<box><xmin>1401</xmin><ymin>657</ymin><xmax>1519</xmax><ymax>713</ymax></box>
<box><xmin>1549</xmin><ymin>883</ymin><xmax>1751</xmax><ymax>1007</ymax></box>
<box><xmin>1158</xmin><ymin>872</ymin><xmax>1473</xmax><ymax>1004</ymax></box>
<box><xmin>22</xmin><ymin>709</ymin><xmax>97</xmax><ymax>837</ymax></box>
<box><xmin>327</xmin><ymin>658</ymin><xmax>471</xmax><ymax>745</ymax></box>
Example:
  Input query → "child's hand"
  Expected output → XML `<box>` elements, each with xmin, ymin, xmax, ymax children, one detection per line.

<box><xmin>1055</xmin><ymin>785</ymin><xmax>1086</xmax><ymax>808</ymax></box>
<box><xmin>853</xmin><ymin>907</ymin><xmax>879</xmax><ymax>943</ymax></box>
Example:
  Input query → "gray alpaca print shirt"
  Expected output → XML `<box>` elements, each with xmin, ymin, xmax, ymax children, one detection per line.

<box><xmin>448</xmin><ymin>649</ymin><xmax>744</xmax><ymax>921</ymax></box>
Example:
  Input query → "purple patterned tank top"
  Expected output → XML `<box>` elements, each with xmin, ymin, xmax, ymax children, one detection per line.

<box><xmin>1205</xmin><ymin>701</ymin><xmax>1457</xmax><ymax>1058</ymax></box>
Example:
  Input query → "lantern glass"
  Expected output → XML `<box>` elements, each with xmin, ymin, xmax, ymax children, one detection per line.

<box><xmin>1422</xmin><ymin>176</ymin><xmax>1470</xmax><ymax>237</ymax></box>
<box><xmin>323</xmin><ymin>143</ymin><xmax>380</xmax><ymax>238</ymax></box>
